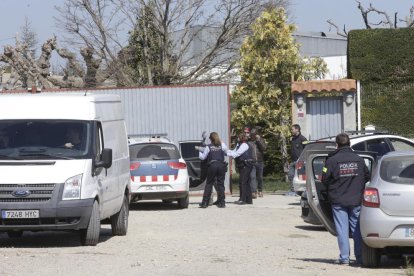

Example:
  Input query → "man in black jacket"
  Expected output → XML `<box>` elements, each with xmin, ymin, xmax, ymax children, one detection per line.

<box><xmin>287</xmin><ymin>124</ymin><xmax>307</xmax><ymax>196</ymax></box>
<box><xmin>322</xmin><ymin>133</ymin><xmax>370</xmax><ymax>265</ymax></box>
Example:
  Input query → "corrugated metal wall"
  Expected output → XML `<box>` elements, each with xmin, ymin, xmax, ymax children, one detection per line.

<box><xmin>307</xmin><ymin>97</ymin><xmax>343</xmax><ymax>140</ymax></box>
<box><xmin>92</xmin><ymin>85</ymin><xmax>230</xmax><ymax>145</ymax></box>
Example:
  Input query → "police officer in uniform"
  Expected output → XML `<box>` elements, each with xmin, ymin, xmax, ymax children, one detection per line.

<box><xmin>227</xmin><ymin>132</ymin><xmax>254</xmax><ymax>205</ymax></box>
<box><xmin>321</xmin><ymin>133</ymin><xmax>370</xmax><ymax>265</ymax></box>
<box><xmin>198</xmin><ymin>132</ymin><xmax>228</xmax><ymax>208</ymax></box>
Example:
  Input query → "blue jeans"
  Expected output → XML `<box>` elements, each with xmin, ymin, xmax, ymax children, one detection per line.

<box><xmin>331</xmin><ymin>205</ymin><xmax>362</xmax><ymax>263</ymax></box>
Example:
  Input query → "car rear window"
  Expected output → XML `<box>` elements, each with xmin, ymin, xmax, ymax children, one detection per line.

<box><xmin>129</xmin><ymin>143</ymin><xmax>180</xmax><ymax>160</ymax></box>
<box><xmin>380</xmin><ymin>156</ymin><xmax>414</xmax><ymax>184</ymax></box>
<box><xmin>180</xmin><ymin>142</ymin><xmax>200</xmax><ymax>159</ymax></box>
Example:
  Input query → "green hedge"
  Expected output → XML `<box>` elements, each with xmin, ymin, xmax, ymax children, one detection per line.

<box><xmin>362</xmin><ymin>82</ymin><xmax>414</xmax><ymax>137</ymax></box>
<box><xmin>348</xmin><ymin>28</ymin><xmax>414</xmax><ymax>83</ymax></box>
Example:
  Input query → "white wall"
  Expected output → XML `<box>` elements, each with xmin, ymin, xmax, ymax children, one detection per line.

<box><xmin>322</xmin><ymin>55</ymin><xmax>347</xmax><ymax>80</ymax></box>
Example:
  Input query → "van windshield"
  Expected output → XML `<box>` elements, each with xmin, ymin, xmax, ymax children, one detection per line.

<box><xmin>0</xmin><ymin>120</ymin><xmax>92</xmax><ymax>160</ymax></box>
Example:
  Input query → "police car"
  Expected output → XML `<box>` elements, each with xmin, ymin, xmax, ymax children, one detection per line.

<box><xmin>128</xmin><ymin>135</ymin><xmax>189</xmax><ymax>208</ymax></box>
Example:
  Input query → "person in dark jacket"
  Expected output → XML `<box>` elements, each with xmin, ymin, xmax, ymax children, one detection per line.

<box><xmin>248</xmin><ymin>127</ymin><xmax>267</xmax><ymax>198</ymax></box>
<box><xmin>321</xmin><ymin>133</ymin><xmax>370</xmax><ymax>265</ymax></box>
<box><xmin>287</xmin><ymin>124</ymin><xmax>307</xmax><ymax>196</ymax></box>
<box><xmin>227</xmin><ymin>132</ymin><xmax>254</xmax><ymax>205</ymax></box>
<box><xmin>198</xmin><ymin>132</ymin><xmax>228</xmax><ymax>208</ymax></box>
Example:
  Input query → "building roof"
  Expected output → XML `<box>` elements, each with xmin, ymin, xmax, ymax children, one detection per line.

<box><xmin>291</xmin><ymin>79</ymin><xmax>356</xmax><ymax>93</ymax></box>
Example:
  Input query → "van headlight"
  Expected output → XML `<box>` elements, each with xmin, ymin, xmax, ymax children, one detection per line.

<box><xmin>62</xmin><ymin>174</ymin><xmax>82</xmax><ymax>200</ymax></box>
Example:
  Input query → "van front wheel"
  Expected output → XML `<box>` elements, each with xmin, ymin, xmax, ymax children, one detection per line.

<box><xmin>111</xmin><ymin>195</ymin><xmax>129</xmax><ymax>236</ymax></box>
<box><xmin>80</xmin><ymin>200</ymin><xmax>101</xmax><ymax>246</ymax></box>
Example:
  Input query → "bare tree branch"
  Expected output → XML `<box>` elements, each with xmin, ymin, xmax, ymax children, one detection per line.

<box><xmin>326</xmin><ymin>19</ymin><xmax>347</xmax><ymax>37</ymax></box>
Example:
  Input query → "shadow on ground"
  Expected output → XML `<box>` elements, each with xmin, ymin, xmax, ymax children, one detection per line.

<box><xmin>129</xmin><ymin>201</ymin><xmax>183</xmax><ymax>211</ymax></box>
<box><xmin>292</xmin><ymin>256</ymin><xmax>405</xmax><ymax>269</ymax></box>
<box><xmin>295</xmin><ymin>225</ymin><xmax>326</xmax><ymax>232</ymax></box>
<box><xmin>0</xmin><ymin>228</ymin><xmax>113</xmax><ymax>248</ymax></box>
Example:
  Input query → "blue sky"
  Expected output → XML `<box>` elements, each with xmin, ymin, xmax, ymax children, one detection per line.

<box><xmin>1</xmin><ymin>0</ymin><xmax>414</xmax><ymax>49</ymax></box>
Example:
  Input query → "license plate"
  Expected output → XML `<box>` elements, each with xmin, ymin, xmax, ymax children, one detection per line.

<box><xmin>405</xmin><ymin>227</ymin><xmax>414</xmax><ymax>237</ymax></box>
<box><xmin>2</xmin><ymin>210</ymin><xmax>39</xmax><ymax>219</ymax></box>
<box><xmin>145</xmin><ymin>186</ymin><xmax>166</xmax><ymax>191</ymax></box>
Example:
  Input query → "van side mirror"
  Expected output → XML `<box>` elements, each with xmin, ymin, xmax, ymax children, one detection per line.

<box><xmin>97</xmin><ymin>148</ymin><xmax>112</xmax><ymax>169</ymax></box>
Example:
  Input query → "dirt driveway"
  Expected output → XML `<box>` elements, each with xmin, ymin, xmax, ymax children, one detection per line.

<box><xmin>0</xmin><ymin>194</ymin><xmax>406</xmax><ymax>276</ymax></box>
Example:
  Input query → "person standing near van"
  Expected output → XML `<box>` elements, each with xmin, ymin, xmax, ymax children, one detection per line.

<box><xmin>287</xmin><ymin>124</ymin><xmax>307</xmax><ymax>196</ymax></box>
<box><xmin>227</xmin><ymin>132</ymin><xmax>254</xmax><ymax>205</ymax></box>
<box><xmin>321</xmin><ymin>133</ymin><xmax>370</xmax><ymax>265</ymax></box>
<box><xmin>198</xmin><ymin>132</ymin><xmax>228</xmax><ymax>208</ymax></box>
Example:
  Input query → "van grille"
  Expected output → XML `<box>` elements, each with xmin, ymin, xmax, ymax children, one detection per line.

<box><xmin>0</xmin><ymin>184</ymin><xmax>56</xmax><ymax>203</ymax></box>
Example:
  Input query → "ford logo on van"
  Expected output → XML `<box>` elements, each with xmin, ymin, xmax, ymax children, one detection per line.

<box><xmin>12</xmin><ymin>190</ymin><xmax>31</xmax><ymax>198</ymax></box>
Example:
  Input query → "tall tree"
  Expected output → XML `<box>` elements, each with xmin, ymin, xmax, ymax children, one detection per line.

<box><xmin>20</xmin><ymin>17</ymin><xmax>38</xmax><ymax>59</ymax></box>
<box><xmin>231</xmin><ymin>8</ymin><xmax>326</xmax><ymax>177</ymax></box>
<box><xmin>123</xmin><ymin>2</ymin><xmax>175</xmax><ymax>85</ymax></box>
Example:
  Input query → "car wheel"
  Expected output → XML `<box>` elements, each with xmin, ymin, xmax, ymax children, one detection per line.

<box><xmin>7</xmin><ymin>231</ymin><xmax>23</xmax><ymax>238</ymax></box>
<box><xmin>80</xmin><ymin>200</ymin><xmax>101</xmax><ymax>246</ymax></box>
<box><xmin>110</xmin><ymin>195</ymin><xmax>129</xmax><ymax>236</ymax></box>
<box><xmin>177</xmin><ymin>193</ymin><xmax>189</xmax><ymax>209</ymax></box>
<box><xmin>362</xmin><ymin>241</ymin><xmax>381</xmax><ymax>267</ymax></box>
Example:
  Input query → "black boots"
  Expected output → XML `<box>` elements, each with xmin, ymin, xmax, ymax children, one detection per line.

<box><xmin>199</xmin><ymin>201</ymin><xmax>225</xmax><ymax>208</ymax></box>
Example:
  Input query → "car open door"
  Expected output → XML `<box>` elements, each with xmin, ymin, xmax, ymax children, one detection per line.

<box><xmin>178</xmin><ymin>141</ymin><xmax>208</xmax><ymax>191</ymax></box>
<box><xmin>306</xmin><ymin>150</ymin><xmax>376</xmax><ymax>236</ymax></box>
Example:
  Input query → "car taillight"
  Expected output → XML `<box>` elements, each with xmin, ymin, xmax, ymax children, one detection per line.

<box><xmin>363</xmin><ymin>188</ymin><xmax>380</xmax><ymax>208</ymax></box>
<box><xmin>130</xmin><ymin>162</ymin><xmax>140</xmax><ymax>171</ymax></box>
<box><xmin>168</xmin><ymin>161</ymin><xmax>187</xmax><ymax>169</ymax></box>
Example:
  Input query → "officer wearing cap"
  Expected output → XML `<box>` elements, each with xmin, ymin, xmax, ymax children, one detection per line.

<box><xmin>198</xmin><ymin>132</ymin><xmax>229</xmax><ymax>208</ymax></box>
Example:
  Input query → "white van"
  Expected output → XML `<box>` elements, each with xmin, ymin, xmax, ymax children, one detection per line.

<box><xmin>0</xmin><ymin>93</ymin><xmax>130</xmax><ymax>246</ymax></box>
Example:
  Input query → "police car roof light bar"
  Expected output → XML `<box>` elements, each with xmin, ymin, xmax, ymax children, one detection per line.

<box><xmin>128</xmin><ymin>133</ymin><xmax>169</xmax><ymax>139</ymax></box>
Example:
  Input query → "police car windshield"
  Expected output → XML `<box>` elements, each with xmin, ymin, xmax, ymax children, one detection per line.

<box><xmin>129</xmin><ymin>143</ymin><xmax>180</xmax><ymax>160</ymax></box>
<box><xmin>0</xmin><ymin>120</ymin><xmax>92</xmax><ymax>160</ymax></box>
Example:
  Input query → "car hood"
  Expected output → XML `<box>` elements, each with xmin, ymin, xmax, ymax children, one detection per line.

<box><xmin>0</xmin><ymin>160</ymin><xmax>87</xmax><ymax>184</ymax></box>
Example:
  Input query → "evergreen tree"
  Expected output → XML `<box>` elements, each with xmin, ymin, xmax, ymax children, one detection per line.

<box><xmin>231</xmin><ymin>8</ymin><xmax>326</xmax><ymax>177</ymax></box>
<box><xmin>125</xmin><ymin>3</ymin><xmax>175</xmax><ymax>85</ymax></box>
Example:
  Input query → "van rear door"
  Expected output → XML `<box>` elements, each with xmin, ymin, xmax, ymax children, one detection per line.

<box><xmin>178</xmin><ymin>141</ymin><xmax>208</xmax><ymax>191</ymax></box>
<box><xmin>306</xmin><ymin>150</ymin><xmax>376</xmax><ymax>236</ymax></box>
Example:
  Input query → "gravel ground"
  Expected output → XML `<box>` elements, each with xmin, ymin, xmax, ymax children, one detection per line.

<box><xmin>0</xmin><ymin>194</ymin><xmax>407</xmax><ymax>276</ymax></box>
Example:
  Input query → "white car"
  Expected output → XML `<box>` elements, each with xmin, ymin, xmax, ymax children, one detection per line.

<box><xmin>299</xmin><ymin>133</ymin><xmax>414</xmax><ymax>225</ymax></box>
<box><xmin>128</xmin><ymin>135</ymin><xmax>189</xmax><ymax>208</ymax></box>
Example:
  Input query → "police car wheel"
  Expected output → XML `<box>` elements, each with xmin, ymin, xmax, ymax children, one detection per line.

<box><xmin>177</xmin><ymin>194</ymin><xmax>189</xmax><ymax>209</ymax></box>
